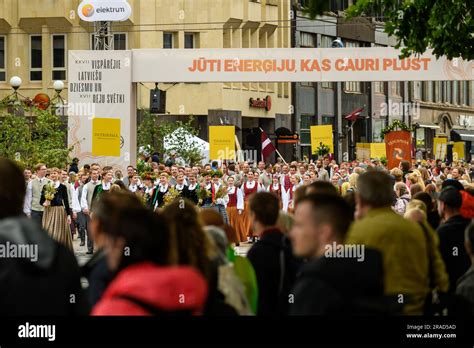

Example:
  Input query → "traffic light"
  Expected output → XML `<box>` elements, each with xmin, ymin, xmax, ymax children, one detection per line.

<box><xmin>150</xmin><ymin>83</ymin><xmax>166</xmax><ymax>114</ymax></box>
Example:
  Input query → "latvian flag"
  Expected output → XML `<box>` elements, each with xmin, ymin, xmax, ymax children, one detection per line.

<box><xmin>261</xmin><ymin>130</ymin><xmax>276</xmax><ymax>159</ymax></box>
<box><xmin>345</xmin><ymin>107</ymin><xmax>364</xmax><ymax>122</ymax></box>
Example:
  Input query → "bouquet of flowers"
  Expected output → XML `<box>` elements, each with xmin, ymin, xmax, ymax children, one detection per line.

<box><xmin>196</xmin><ymin>185</ymin><xmax>210</xmax><ymax>206</ymax></box>
<box><xmin>43</xmin><ymin>182</ymin><xmax>57</xmax><ymax>202</ymax></box>
<box><xmin>315</xmin><ymin>142</ymin><xmax>331</xmax><ymax>157</ymax></box>
<box><xmin>163</xmin><ymin>187</ymin><xmax>180</xmax><ymax>206</ymax></box>
<box><xmin>213</xmin><ymin>185</ymin><xmax>228</xmax><ymax>204</ymax></box>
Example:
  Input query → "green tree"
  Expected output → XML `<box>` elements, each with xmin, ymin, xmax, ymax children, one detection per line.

<box><xmin>137</xmin><ymin>112</ymin><xmax>204</xmax><ymax>166</ymax></box>
<box><xmin>0</xmin><ymin>108</ymin><xmax>73</xmax><ymax>168</ymax></box>
<box><xmin>302</xmin><ymin>0</ymin><xmax>472</xmax><ymax>59</ymax></box>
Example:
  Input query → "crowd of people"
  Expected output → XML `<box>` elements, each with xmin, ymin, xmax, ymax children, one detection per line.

<box><xmin>1</xmin><ymin>154</ymin><xmax>473</xmax><ymax>316</ymax></box>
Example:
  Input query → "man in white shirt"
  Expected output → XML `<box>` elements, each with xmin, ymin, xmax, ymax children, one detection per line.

<box><xmin>24</xmin><ymin>163</ymin><xmax>50</xmax><ymax>228</ymax></box>
<box><xmin>80</xmin><ymin>169</ymin><xmax>101</xmax><ymax>254</ymax></box>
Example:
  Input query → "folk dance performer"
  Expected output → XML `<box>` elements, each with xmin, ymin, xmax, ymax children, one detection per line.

<box><xmin>39</xmin><ymin>168</ymin><xmax>73</xmax><ymax>250</ymax></box>
<box><xmin>225</xmin><ymin>176</ymin><xmax>246</xmax><ymax>243</ymax></box>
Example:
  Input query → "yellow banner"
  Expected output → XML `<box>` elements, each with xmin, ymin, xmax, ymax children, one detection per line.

<box><xmin>92</xmin><ymin>118</ymin><xmax>121</xmax><ymax>157</ymax></box>
<box><xmin>433</xmin><ymin>137</ymin><xmax>447</xmax><ymax>160</ymax></box>
<box><xmin>209</xmin><ymin>126</ymin><xmax>235</xmax><ymax>160</ymax></box>
<box><xmin>370</xmin><ymin>143</ymin><xmax>386</xmax><ymax>159</ymax></box>
<box><xmin>356</xmin><ymin>143</ymin><xmax>370</xmax><ymax>161</ymax></box>
<box><xmin>310</xmin><ymin>125</ymin><xmax>334</xmax><ymax>154</ymax></box>
<box><xmin>453</xmin><ymin>141</ymin><xmax>465</xmax><ymax>161</ymax></box>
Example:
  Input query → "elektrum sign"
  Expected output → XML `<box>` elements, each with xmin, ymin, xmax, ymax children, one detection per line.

<box><xmin>78</xmin><ymin>0</ymin><xmax>132</xmax><ymax>22</ymax></box>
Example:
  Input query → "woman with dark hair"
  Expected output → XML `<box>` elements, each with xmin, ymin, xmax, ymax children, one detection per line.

<box><xmin>163</xmin><ymin>199</ymin><xmax>238</xmax><ymax>315</ymax></box>
<box><xmin>91</xmin><ymin>192</ymin><xmax>208</xmax><ymax>315</ymax></box>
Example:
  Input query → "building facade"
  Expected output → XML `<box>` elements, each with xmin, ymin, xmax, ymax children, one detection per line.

<box><xmin>293</xmin><ymin>0</ymin><xmax>474</xmax><ymax>162</ymax></box>
<box><xmin>0</xmin><ymin>0</ymin><xmax>292</xmax><ymax>161</ymax></box>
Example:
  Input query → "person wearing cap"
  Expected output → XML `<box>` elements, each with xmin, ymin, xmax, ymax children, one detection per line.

<box><xmin>437</xmin><ymin>186</ymin><xmax>471</xmax><ymax>292</ymax></box>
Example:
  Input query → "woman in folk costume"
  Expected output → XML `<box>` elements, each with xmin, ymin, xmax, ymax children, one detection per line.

<box><xmin>39</xmin><ymin>167</ymin><xmax>73</xmax><ymax>250</ymax></box>
<box><xmin>241</xmin><ymin>171</ymin><xmax>262</xmax><ymax>242</ymax></box>
<box><xmin>185</xmin><ymin>173</ymin><xmax>199</xmax><ymax>205</ymax></box>
<box><xmin>269</xmin><ymin>174</ymin><xmax>286</xmax><ymax>209</ymax></box>
<box><xmin>210</xmin><ymin>172</ymin><xmax>229</xmax><ymax>224</ymax></box>
<box><xmin>199</xmin><ymin>173</ymin><xmax>214</xmax><ymax>208</ymax></box>
<box><xmin>154</xmin><ymin>172</ymin><xmax>170</xmax><ymax>209</ymax></box>
<box><xmin>225</xmin><ymin>176</ymin><xmax>246</xmax><ymax>243</ymax></box>
<box><xmin>282</xmin><ymin>174</ymin><xmax>301</xmax><ymax>214</ymax></box>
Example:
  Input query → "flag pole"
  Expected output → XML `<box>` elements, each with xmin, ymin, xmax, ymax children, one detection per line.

<box><xmin>259</xmin><ymin>127</ymin><xmax>287</xmax><ymax>165</ymax></box>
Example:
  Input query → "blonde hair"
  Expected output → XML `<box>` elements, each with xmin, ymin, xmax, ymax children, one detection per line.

<box><xmin>406</xmin><ymin>199</ymin><xmax>427</xmax><ymax>214</ymax></box>
<box><xmin>404</xmin><ymin>207</ymin><xmax>427</xmax><ymax>223</ymax></box>
<box><xmin>348</xmin><ymin>173</ymin><xmax>359</xmax><ymax>188</ymax></box>
<box><xmin>341</xmin><ymin>181</ymin><xmax>351</xmax><ymax>196</ymax></box>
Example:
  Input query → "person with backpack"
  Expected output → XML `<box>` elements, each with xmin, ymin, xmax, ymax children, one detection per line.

<box><xmin>246</xmin><ymin>192</ymin><xmax>301</xmax><ymax>316</ymax></box>
<box><xmin>393</xmin><ymin>182</ymin><xmax>411</xmax><ymax>215</ymax></box>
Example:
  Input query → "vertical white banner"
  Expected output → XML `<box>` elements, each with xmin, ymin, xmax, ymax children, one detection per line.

<box><xmin>68</xmin><ymin>50</ymin><xmax>135</xmax><ymax>173</ymax></box>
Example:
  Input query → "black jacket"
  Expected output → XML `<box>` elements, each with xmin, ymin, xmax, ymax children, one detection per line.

<box><xmin>288</xmin><ymin>248</ymin><xmax>399</xmax><ymax>315</ymax></box>
<box><xmin>0</xmin><ymin>217</ymin><xmax>88</xmax><ymax>315</ymax></box>
<box><xmin>81</xmin><ymin>249</ymin><xmax>113</xmax><ymax>308</ymax></box>
<box><xmin>437</xmin><ymin>215</ymin><xmax>471</xmax><ymax>292</ymax></box>
<box><xmin>247</xmin><ymin>228</ymin><xmax>301</xmax><ymax>316</ymax></box>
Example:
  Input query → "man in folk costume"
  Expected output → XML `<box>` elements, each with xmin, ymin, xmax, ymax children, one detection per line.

<box><xmin>141</xmin><ymin>173</ymin><xmax>158</xmax><ymax>210</ymax></box>
<box><xmin>200</xmin><ymin>173</ymin><xmax>213</xmax><ymax>208</ymax></box>
<box><xmin>211</xmin><ymin>172</ymin><xmax>229</xmax><ymax>225</ymax></box>
<box><xmin>225</xmin><ymin>176</ymin><xmax>246</xmax><ymax>243</ymax></box>
<box><xmin>91</xmin><ymin>167</ymin><xmax>114</xmax><ymax>208</ymax></box>
<box><xmin>242</xmin><ymin>171</ymin><xmax>261</xmax><ymax>243</ymax></box>
<box><xmin>185</xmin><ymin>173</ymin><xmax>199</xmax><ymax>205</ymax></box>
<box><xmin>128</xmin><ymin>173</ymin><xmax>141</xmax><ymax>193</ymax></box>
<box><xmin>80</xmin><ymin>168</ymin><xmax>101</xmax><ymax>254</ymax></box>
<box><xmin>75</xmin><ymin>173</ymin><xmax>88</xmax><ymax>247</ymax></box>
<box><xmin>279</xmin><ymin>164</ymin><xmax>292</xmax><ymax>194</ymax></box>
<box><xmin>258</xmin><ymin>163</ymin><xmax>273</xmax><ymax>191</ymax></box>
<box><xmin>24</xmin><ymin>163</ymin><xmax>51</xmax><ymax>228</ymax></box>
<box><xmin>154</xmin><ymin>172</ymin><xmax>170</xmax><ymax>209</ymax></box>
<box><xmin>174</xmin><ymin>173</ymin><xmax>189</xmax><ymax>198</ymax></box>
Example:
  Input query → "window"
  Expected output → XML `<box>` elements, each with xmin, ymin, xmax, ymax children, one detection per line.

<box><xmin>300</xmin><ymin>115</ymin><xmax>313</xmax><ymax>144</ymax></box>
<box><xmin>185</xmin><ymin>33</ymin><xmax>195</xmax><ymax>49</ymax></box>
<box><xmin>0</xmin><ymin>36</ymin><xmax>5</xmax><ymax>82</ymax></box>
<box><xmin>391</xmin><ymin>82</ymin><xmax>401</xmax><ymax>96</ymax></box>
<box><xmin>411</xmin><ymin>81</ymin><xmax>422</xmax><ymax>100</ymax></box>
<box><xmin>52</xmin><ymin>35</ymin><xmax>66</xmax><ymax>80</ymax></box>
<box><xmin>461</xmin><ymin>81</ymin><xmax>469</xmax><ymax>105</ymax></box>
<box><xmin>320</xmin><ymin>36</ymin><xmax>334</xmax><ymax>89</ymax></box>
<box><xmin>30</xmin><ymin>35</ymin><xmax>42</xmax><ymax>81</ymax></box>
<box><xmin>452</xmin><ymin>81</ymin><xmax>459</xmax><ymax>105</ymax></box>
<box><xmin>373</xmin><ymin>119</ymin><xmax>385</xmax><ymax>143</ymax></box>
<box><xmin>163</xmin><ymin>32</ymin><xmax>174</xmax><ymax>49</ymax></box>
<box><xmin>91</xmin><ymin>33</ymin><xmax>127</xmax><ymax>50</ymax></box>
<box><xmin>423</xmin><ymin>81</ymin><xmax>433</xmax><ymax>102</ymax></box>
<box><xmin>344</xmin><ymin>41</ymin><xmax>361</xmax><ymax>93</ymax></box>
<box><xmin>374</xmin><ymin>82</ymin><xmax>384</xmax><ymax>94</ymax></box>
<box><xmin>300</xmin><ymin>32</ymin><xmax>315</xmax><ymax>48</ymax></box>
<box><xmin>113</xmin><ymin>33</ymin><xmax>127</xmax><ymax>50</ymax></box>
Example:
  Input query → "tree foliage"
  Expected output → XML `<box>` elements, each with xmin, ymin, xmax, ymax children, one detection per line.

<box><xmin>137</xmin><ymin>111</ymin><xmax>204</xmax><ymax>166</ymax></box>
<box><xmin>0</xmin><ymin>108</ymin><xmax>73</xmax><ymax>169</ymax></box>
<box><xmin>302</xmin><ymin>0</ymin><xmax>473</xmax><ymax>59</ymax></box>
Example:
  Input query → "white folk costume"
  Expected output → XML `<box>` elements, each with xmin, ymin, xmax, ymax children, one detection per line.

<box><xmin>241</xmin><ymin>180</ymin><xmax>259</xmax><ymax>239</ymax></box>
<box><xmin>212</xmin><ymin>182</ymin><xmax>229</xmax><ymax>225</ymax></box>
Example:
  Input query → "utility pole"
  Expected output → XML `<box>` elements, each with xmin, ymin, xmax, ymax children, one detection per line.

<box><xmin>94</xmin><ymin>21</ymin><xmax>114</xmax><ymax>50</ymax></box>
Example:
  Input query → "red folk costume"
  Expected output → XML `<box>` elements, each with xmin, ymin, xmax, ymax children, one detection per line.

<box><xmin>270</xmin><ymin>183</ymin><xmax>283</xmax><ymax>209</ymax></box>
<box><xmin>226</xmin><ymin>187</ymin><xmax>246</xmax><ymax>243</ymax></box>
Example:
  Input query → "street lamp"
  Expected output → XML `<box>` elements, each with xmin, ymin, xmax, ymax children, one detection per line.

<box><xmin>10</xmin><ymin>76</ymin><xmax>22</xmax><ymax>91</ymax></box>
<box><xmin>51</xmin><ymin>80</ymin><xmax>66</xmax><ymax>116</ymax></box>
